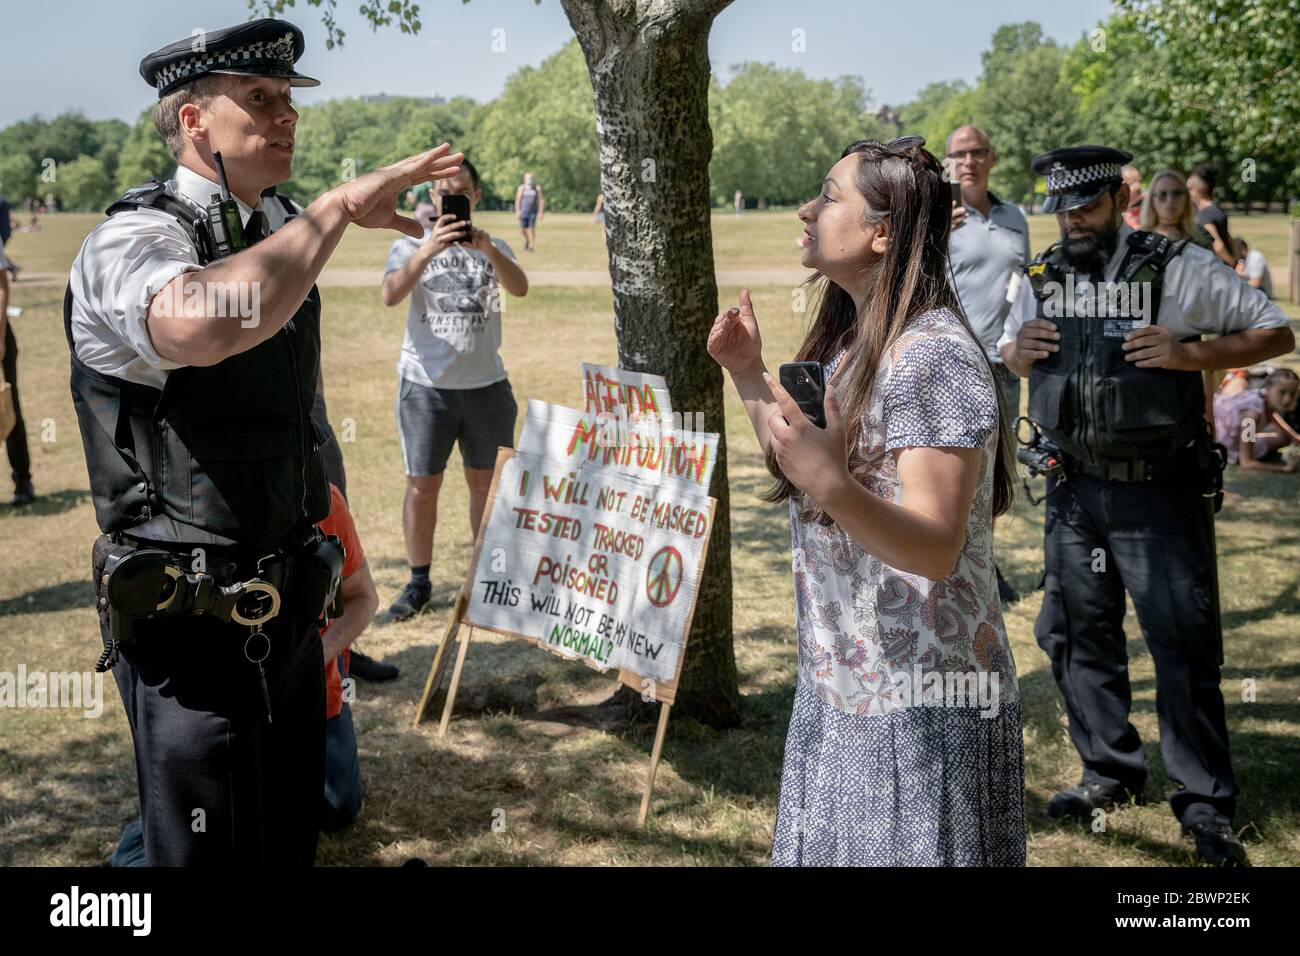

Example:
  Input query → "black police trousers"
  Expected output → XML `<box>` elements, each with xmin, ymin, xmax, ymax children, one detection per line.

<box><xmin>109</xmin><ymin>585</ymin><xmax>325</xmax><ymax>865</ymax></box>
<box><xmin>1036</xmin><ymin>470</ymin><xmax>1237</xmax><ymax>825</ymax></box>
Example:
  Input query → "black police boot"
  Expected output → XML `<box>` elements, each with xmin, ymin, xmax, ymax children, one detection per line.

<box><xmin>1183</xmin><ymin>819</ymin><xmax>1249</xmax><ymax>867</ymax></box>
<box><xmin>385</xmin><ymin>579</ymin><xmax>431</xmax><ymax>623</ymax></box>
<box><xmin>1046</xmin><ymin>781</ymin><xmax>1143</xmax><ymax>820</ymax></box>
<box><xmin>349</xmin><ymin>649</ymin><xmax>400</xmax><ymax>682</ymax></box>
<box><xmin>995</xmin><ymin>563</ymin><xmax>1021</xmax><ymax>604</ymax></box>
<box><xmin>11</xmin><ymin>480</ymin><xmax>35</xmax><ymax>506</ymax></box>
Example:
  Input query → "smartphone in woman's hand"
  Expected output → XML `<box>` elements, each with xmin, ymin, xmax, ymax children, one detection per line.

<box><xmin>779</xmin><ymin>361</ymin><xmax>827</xmax><ymax>429</ymax></box>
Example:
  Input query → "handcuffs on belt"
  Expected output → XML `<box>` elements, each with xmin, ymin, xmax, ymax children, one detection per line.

<box><xmin>92</xmin><ymin>533</ymin><xmax>345</xmax><ymax>711</ymax></box>
<box><xmin>98</xmin><ymin>546</ymin><xmax>283</xmax><ymax>625</ymax></box>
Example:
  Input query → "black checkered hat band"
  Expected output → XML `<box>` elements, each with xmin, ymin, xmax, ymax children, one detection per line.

<box><xmin>153</xmin><ymin>31</ymin><xmax>297</xmax><ymax>92</ymax></box>
<box><xmin>1046</xmin><ymin>162</ymin><xmax>1121</xmax><ymax>195</ymax></box>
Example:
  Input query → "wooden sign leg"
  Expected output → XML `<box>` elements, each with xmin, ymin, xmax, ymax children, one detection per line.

<box><xmin>438</xmin><ymin>625</ymin><xmax>475</xmax><ymax>737</ymax></box>
<box><xmin>413</xmin><ymin>588</ymin><xmax>467</xmax><ymax>728</ymax></box>
<box><xmin>637</xmin><ymin>702</ymin><xmax>673</xmax><ymax>827</ymax></box>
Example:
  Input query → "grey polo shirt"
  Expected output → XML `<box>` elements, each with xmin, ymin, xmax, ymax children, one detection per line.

<box><xmin>948</xmin><ymin>191</ymin><xmax>1029</xmax><ymax>363</ymax></box>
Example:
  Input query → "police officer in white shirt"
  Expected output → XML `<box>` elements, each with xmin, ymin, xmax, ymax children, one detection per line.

<box><xmin>999</xmin><ymin>145</ymin><xmax>1294</xmax><ymax>867</ymax></box>
<box><xmin>65</xmin><ymin>17</ymin><xmax>462</xmax><ymax>865</ymax></box>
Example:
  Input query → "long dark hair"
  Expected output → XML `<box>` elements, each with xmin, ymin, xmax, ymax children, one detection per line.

<box><xmin>766</xmin><ymin>137</ymin><xmax>1016</xmax><ymax>524</ymax></box>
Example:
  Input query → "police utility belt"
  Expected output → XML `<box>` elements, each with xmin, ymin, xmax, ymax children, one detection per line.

<box><xmin>1064</xmin><ymin>455</ymin><xmax>1179</xmax><ymax>482</ymax></box>
<box><xmin>91</xmin><ymin>530</ymin><xmax>345</xmax><ymax>673</ymax></box>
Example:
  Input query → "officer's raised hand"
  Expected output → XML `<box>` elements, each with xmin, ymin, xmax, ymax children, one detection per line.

<box><xmin>148</xmin><ymin>144</ymin><xmax>461</xmax><ymax>367</ymax></box>
<box><xmin>1122</xmin><ymin>324</ymin><xmax>1190</xmax><ymax>369</ymax></box>
<box><xmin>1013</xmin><ymin>318</ymin><xmax>1060</xmax><ymax>364</ymax></box>
<box><xmin>335</xmin><ymin>145</ymin><xmax>463</xmax><ymax>238</ymax></box>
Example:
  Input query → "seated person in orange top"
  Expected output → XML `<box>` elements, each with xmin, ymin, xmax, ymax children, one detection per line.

<box><xmin>318</xmin><ymin>483</ymin><xmax>379</xmax><ymax>831</ymax></box>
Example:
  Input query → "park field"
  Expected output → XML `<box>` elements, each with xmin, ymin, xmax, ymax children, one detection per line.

<box><xmin>1</xmin><ymin>209</ymin><xmax>1297</xmax><ymax>866</ymax></box>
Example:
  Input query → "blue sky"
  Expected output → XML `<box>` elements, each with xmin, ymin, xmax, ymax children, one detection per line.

<box><xmin>1</xmin><ymin>0</ymin><xmax>1113</xmax><ymax>128</ymax></box>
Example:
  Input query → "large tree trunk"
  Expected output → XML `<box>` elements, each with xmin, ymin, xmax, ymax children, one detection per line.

<box><xmin>560</xmin><ymin>0</ymin><xmax>741</xmax><ymax>728</ymax></box>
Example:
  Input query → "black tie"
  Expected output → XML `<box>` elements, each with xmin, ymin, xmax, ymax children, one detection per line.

<box><xmin>244</xmin><ymin>210</ymin><xmax>268</xmax><ymax>246</ymax></box>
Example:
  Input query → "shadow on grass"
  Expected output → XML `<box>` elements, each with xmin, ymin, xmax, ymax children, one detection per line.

<box><xmin>0</xmin><ymin>731</ymin><xmax>138</xmax><ymax>866</ymax></box>
<box><xmin>0</xmin><ymin>488</ymin><xmax>91</xmax><ymax>520</ymax></box>
<box><xmin>0</xmin><ymin>578</ymin><xmax>94</xmax><ymax>616</ymax></box>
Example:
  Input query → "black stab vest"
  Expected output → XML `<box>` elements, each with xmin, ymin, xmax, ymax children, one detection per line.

<box><xmin>65</xmin><ymin>182</ymin><xmax>330</xmax><ymax>548</ymax></box>
<box><xmin>1025</xmin><ymin>230</ymin><xmax>1206</xmax><ymax>466</ymax></box>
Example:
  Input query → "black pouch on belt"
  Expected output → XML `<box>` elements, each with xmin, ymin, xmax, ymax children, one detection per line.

<box><xmin>91</xmin><ymin>535</ymin><xmax>184</xmax><ymax>671</ymax></box>
<box><xmin>1189</xmin><ymin>431</ymin><xmax>1228</xmax><ymax>513</ymax></box>
<box><xmin>296</xmin><ymin>534</ymin><xmax>346</xmax><ymax>626</ymax></box>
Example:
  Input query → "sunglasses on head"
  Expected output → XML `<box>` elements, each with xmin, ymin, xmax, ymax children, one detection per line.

<box><xmin>882</xmin><ymin>135</ymin><xmax>943</xmax><ymax>175</ymax></box>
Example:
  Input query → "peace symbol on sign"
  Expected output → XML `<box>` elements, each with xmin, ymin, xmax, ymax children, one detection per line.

<box><xmin>645</xmin><ymin>546</ymin><xmax>684</xmax><ymax>608</ymax></box>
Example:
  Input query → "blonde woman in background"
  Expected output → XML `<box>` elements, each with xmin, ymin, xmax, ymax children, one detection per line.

<box><xmin>1138</xmin><ymin>169</ymin><xmax>1204</xmax><ymax>244</ymax></box>
<box><xmin>1140</xmin><ymin>169</ymin><xmax>1225</xmax><ymax>421</ymax></box>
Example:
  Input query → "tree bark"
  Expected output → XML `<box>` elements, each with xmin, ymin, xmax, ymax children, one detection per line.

<box><xmin>560</xmin><ymin>0</ymin><xmax>741</xmax><ymax>728</ymax></box>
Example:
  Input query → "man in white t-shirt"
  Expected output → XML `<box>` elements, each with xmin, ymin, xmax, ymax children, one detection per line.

<box><xmin>381</xmin><ymin>158</ymin><xmax>529</xmax><ymax>620</ymax></box>
<box><xmin>1234</xmin><ymin>238</ymin><xmax>1274</xmax><ymax>299</ymax></box>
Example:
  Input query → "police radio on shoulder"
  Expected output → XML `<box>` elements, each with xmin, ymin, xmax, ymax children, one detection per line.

<box><xmin>206</xmin><ymin>151</ymin><xmax>247</xmax><ymax>259</ymax></box>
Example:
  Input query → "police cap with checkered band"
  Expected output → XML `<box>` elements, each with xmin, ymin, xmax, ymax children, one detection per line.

<box><xmin>140</xmin><ymin>18</ymin><xmax>320</xmax><ymax>97</ymax></box>
<box><xmin>1032</xmin><ymin>145</ymin><xmax>1133</xmax><ymax>214</ymax></box>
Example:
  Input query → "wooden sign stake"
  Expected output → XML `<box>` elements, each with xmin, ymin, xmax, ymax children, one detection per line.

<box><xmin>438</xmin><ymin>622</ymin><xmax>475</xmax><ymax>737</ymax></box>
<box><xmin>412</xmin><ymin>587</ymin><xmax>468</xmax><ymax>729</ymax></box>
<box><xmin>638</xmin><ymin>701</ymin><xmax>673</xmax><ymax>826</ymax></box>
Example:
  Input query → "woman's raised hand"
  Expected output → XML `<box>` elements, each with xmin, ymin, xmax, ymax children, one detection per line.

<box><xmin>707</xmin><ymin>288</ymin><xmax>764</xmax><ymax>377</ymax></box>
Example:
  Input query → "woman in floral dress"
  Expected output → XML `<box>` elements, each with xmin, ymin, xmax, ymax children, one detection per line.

<box><xmin>707</xmin><ymin>137</ymin><xmax>1025</xmax><ymax>866</ymax></box>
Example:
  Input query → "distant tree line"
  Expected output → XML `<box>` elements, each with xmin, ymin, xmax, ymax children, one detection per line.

<box><xmin>3</xmin><ymin>13</ymin><xmax>1295</xmax><ymax>214</ymax></box>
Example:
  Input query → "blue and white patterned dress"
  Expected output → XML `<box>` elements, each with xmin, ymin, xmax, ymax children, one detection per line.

<box><xmin>771</xmin><ymin>307</ymin><xmax>1026</xmax><ymax>867</ymax></box>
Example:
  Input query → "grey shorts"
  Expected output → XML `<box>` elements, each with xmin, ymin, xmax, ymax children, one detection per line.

<box><xmin>396</xmin><ymin>377</ymin><xmax>517</xmax><ymax>475</ymax></box>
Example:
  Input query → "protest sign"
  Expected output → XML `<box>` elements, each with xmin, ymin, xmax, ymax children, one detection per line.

<box><xmin>413</xmin><ymin>364</ymin><xmax>719</xmax><ymax>822</ymax></box>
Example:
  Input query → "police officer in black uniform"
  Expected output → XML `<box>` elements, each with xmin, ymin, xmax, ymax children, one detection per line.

<box><xmin>66</xmin><ymin>18</ymin><xmax>462</xmax><ymax>865</ymax></box>
<box><xmin>1000</xmin><ymin>146</ymin><xmax>1295</xmax><ymax>866</ymax></box>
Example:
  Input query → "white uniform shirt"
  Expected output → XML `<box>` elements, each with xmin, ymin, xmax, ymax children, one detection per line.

<box><xmin>998</xmin><ymin>224</ymin><xmax>1290</xmax><ymax>355</ymax></box>
<box><xmin>67</xmin><ymin>165</ymin><xmax>301</xmax><ymax>543</ymax></box>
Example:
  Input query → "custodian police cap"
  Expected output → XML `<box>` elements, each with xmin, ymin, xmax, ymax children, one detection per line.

<box><xmin>1032</xmin><ymin>145</ymin><xmax>1133</xmax><ymax>214</ymax></box>
<box><xmin>140</xmin><ymin>18</ymin><xmax>320</xmax><ymax>97</ymax></box>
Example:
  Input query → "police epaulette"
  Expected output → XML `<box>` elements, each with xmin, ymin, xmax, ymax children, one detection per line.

<box><xmin>104</xmin><ymin>180</ymin><xmax>168</xmax><ymax>217</ymax></box>
<box><xmin>104</xmin><ymin>180</ymin><xmax>214</xmax><ymax>262</ymax></box>
<box><xmin>1126</xmin><ymin>229</ymin><xmax>1176</xmax><ymax>266</ymax></box>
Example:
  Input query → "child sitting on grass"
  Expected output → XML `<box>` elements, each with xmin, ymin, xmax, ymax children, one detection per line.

<box><xmin>1213</xmin><ymin>367</ymin><xmax>1300</xmax><ymax>472</ymax></box>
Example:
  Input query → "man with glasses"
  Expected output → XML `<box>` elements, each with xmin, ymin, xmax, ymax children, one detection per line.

<box><xmin>944</xmin><ymin>125</ymin><xmax>1029</xmax><ymax>604</ymax></box>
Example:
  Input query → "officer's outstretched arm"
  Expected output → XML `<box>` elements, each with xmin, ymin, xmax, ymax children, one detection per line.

<box><xmin>1181</xmin><ymin>327</ymin><xmax>1294</xmax><ymax>372</ymax></box>
<box><xmin>147</xmin><ymin>145</ymin><xmax>462</xmax><ymax>367</ymax></box>
<box><xmin>1141</xmin><ymin>260</ymin><xmax>1297</xmax><ymax>371</ymax></box>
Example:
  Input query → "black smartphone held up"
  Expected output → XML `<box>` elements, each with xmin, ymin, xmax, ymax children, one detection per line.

<box><xmin>439</xmin><ymin>193</ymin><xmax>472</xmax><ymax>241</ymax></box>
<box><xmin>950</xmin><ymin>178</ymin><xmax>963</xmax><ymax>206</ymax></box>
<box><xmin>778</xmin><ymin>361</ymin><xmax>827</xmax><ymax>429</ymax></box>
